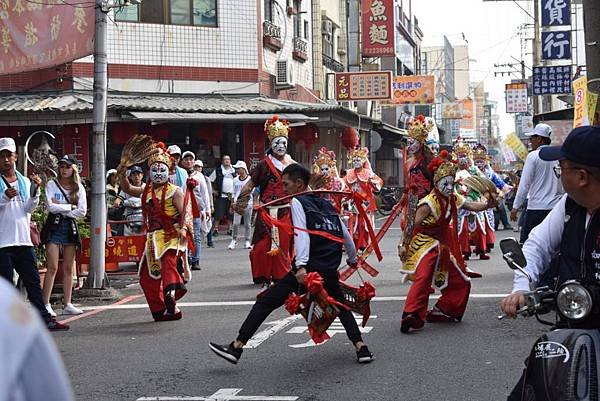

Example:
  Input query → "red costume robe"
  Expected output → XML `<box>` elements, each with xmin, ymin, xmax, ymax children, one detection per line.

<box><xmin>343</xmin><ymin>167</ymin><xmax>383</xmax><ymax>249</ymax></box>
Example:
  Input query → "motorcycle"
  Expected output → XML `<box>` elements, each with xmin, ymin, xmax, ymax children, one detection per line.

<box><xmin>499</xmin><ymin>237</ymin><xmax>600</xmax><ymax>401</ymax></box>
<box><xmin>375</xmin><ymin>186</ymin><xmax>402</xmax><ymax>216</ymax></box>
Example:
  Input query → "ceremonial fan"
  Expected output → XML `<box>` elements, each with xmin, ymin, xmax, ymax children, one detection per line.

<box><xmin>118</xmin><ymin>134</ymin><xmax>159</xmax><ymax>169</ymax></box>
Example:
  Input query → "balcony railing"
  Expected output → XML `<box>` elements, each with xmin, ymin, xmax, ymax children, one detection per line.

<box><xmin>322</xmin><ymin>54</ymin><xmax>344</xmax><ymax>72</ymax></box>
<box><xmin>263</xmin><ymin>21</ymin><xmax>282</xmax><ymax>52</ymax></box>
<box><xmin>292</xmin><ymin>37</ymin><xmax>308</xmax><ymax>61</ymax></box>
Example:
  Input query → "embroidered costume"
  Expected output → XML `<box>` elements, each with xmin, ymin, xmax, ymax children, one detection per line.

<box><xmin>311</xmin><ymin>146</ymin><xmax>346</xmax><ymax>211</ymax></box>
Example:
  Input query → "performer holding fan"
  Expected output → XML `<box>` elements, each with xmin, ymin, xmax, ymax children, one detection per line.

<box><xmin>209</xmin><ymin>164</ymin><xmax>374</xmax><ymax>365</ymax></box>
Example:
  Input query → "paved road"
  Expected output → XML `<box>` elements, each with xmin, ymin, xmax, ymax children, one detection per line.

<box><xmin>52</xmin><ymin>225</ymin><xmax>548</xmax><ymax>401</ymax></box>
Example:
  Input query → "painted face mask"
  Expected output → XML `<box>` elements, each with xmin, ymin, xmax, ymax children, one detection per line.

<box><xmin>352</xmin><ymin>157</ymin><xmax>363</xmax><ymax>169</ymax></box>
<box><xmin>436</xmin><ymin>175</ymin><xmax>455</xmax><ymax>198</ymax></box>
<box><xmin>457</xmin><ymin>155</ymin><xmax>470</xmax><ymax>168</ymax></box>
<box><xmin>406</xmin><ymin>137</ymin><xmax>422</xmax><ymax>155</ymax></box>
<box><xmin>320</xmin><ymin>164</ymin><xmax>331</xmax><ymax>177</ymax></box>
<box><xmin>149</xmin><ymin>162</ymin><xmax>169</xmax><ymax>185</ymax></box>
<box><xmin>474</xmin><ymin>159</ymin><xmax>486</xmax><ymax>170</ymax></box>
<box><xmin>271</xmin><ymin>137</ymin><xmax>288</xmax><ymax>157</ymax></box>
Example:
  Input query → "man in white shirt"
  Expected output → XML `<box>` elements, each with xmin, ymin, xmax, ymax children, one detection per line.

<box><xmin>228</xmin><ymin>160</ymin><xmax>252</xmax><ymax>250</ymax></box>
<box><xmin>167</xmin><ymin>145</ymin><xmax>188</xmax><ymax>192</ymax></box>
<box><xmin>500</xmin><ymin>125</ymin><xmax>600</xmax><ymax>401</ymax></box>
<box><xmin>0</xmin><ymin>137</ymin><xmax>68</xmax><ymax>331</ymax></box>
<box><xmin>510</xmin><ymin>123</ymin><xmax>564</xmax><ymax>242</ymax></box>
<box><xmin>209</xmin><ymin>155</ymin><xmax>236</xmax><ymax>236</ymax></box>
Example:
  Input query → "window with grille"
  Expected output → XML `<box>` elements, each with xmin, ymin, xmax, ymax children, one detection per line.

<box><xmin>115</xmin><ymin>0</ymin><xmax>217</xmax><ymax>27</ymax></box>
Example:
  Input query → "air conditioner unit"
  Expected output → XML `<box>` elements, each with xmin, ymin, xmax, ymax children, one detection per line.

<box><xmin>321</xmin><ymin>20</ymin><xmax>333</xmax><ymax>35</ymax></box>
<box><xmin>275</xmin><ymin>60</ymin><xmax>292</xmax><ymax>86</ymax></box>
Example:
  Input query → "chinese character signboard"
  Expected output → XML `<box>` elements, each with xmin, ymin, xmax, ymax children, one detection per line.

<box><xmin>361</xmin><ymin>0</ymin><xmax>395</xmax><ymax>57</ymax></box>
<box><xmin>572</xmin><ymin>76</ymin><xmax>590</xmax><ymax>128</ymax></box>
<box><xmin>542</xmin><ymin>31</ymin><xmax>571</xmax><ymax>60</ymax></box>
<box><xmin>504</xmin><ymin>132</ymin><xmax>529</xmax><ymax>161</ymax></box>
<box><xmin>334</xmin><ymin>71</ymin><xmax>392</xmax><ymax>101</ymax></box>
<box><xmin>505</xmin><ymin>83</ymin><xmax>528</xmax><ymax>113</ymax></box>
<box><xmin>79</xmin><ymin>236</ymin><xmax>146</xmax><ymax>264</ymax></box>
<box><xmin>0</xmin><ymin>0</ymin><xmax>94</xmax><ymax>75</ymax></box>
<box><xmin>533</xmin><ymin>65</ymin><xmax>571</xmax><ymax>95</ymax></box>
<box><xmin>441</xmin><ymin>103</ymin><xmax>464</xmax><ymax>119</ymax></box>
<box><xmin>542</xmin><ymin>0</ymin><xmax>570</xmax><ymax>26</ymax></box>
<box><xmin>389</xmin><ymin>75</ymin><xmax>434</xmax><ymax>104</ymax></box>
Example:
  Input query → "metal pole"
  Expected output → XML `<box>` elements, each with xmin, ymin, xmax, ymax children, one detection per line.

<box><xmin>85</xmin><ymin>0</ymin><xmax>108</xmax><ymax>288</ymax></box>
<box><xmin>532</xmin><ymin>0</ymin><xmax>540</xmax><ymax>116</ymax></box>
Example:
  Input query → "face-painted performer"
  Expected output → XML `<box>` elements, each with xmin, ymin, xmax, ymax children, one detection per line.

<box><xmin>398</xmin><ymin>150</ymin><xmax>496</xmax><ymax>333</ymax></box>
<box><xmin>311</xmin><ymin>147</ymin><xmax>346</xmax><ymax>211</ymax></box>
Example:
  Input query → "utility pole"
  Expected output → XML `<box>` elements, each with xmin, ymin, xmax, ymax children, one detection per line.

<box><xmin>532</xmin><ymin>0</ymin><xmax>540</xmax><ymax>116</ymax></box>
<box><xmin>582</xmin><ymin>0</ymin><xmax>600</xmax><ymax>113</ymax></box>
<box><xmin>85</xmin><ymin>0</ymin><xmax>108</xmax><ymax>289</ymax></box>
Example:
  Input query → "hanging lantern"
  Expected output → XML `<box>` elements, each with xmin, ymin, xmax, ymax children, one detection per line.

<box><xmin>341</xmin><ymin>127</ymin><xmax>359</xmax><ymax>149</ymax></box>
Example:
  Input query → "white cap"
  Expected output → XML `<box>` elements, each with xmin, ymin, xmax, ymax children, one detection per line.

<box><xmin>182</xmin><ymin>151</ymin><xmax>195</xmax><ymax>160</ymax></box>
<box><xmin>0</xmin><ymin>137</ymin><xmax>16</xmax><ymax>153</ymax></box>
<box><xmin>106</xmin><ymin>169</ymin><xmax>117</xmax><ymax>179</ymax></box>
<box><xmin>193</xmin><ymin>160</ymin><xmax>204</xmax><ymax>167</ymax></box>
<box><xmin>525</xmin><ymin>123</ymin><xmax>552</xmax><ymax>139</ymax></box>
<box><xmin>167</xmin><ymin>145</ymin><xmax>182</xmax><ymax>155</ymax></box>
<box><xmin>232</xmin><ymin>160</ymin><xmax>248</xmax><ymax>172</ymax></box>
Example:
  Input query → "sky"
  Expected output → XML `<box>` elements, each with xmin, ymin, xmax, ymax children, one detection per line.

<box><xmin>411</xmin><ymin>0</ymin><xmax>534</xmax><ymax>137</ymax></box>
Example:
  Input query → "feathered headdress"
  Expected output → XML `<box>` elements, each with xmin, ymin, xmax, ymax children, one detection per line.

<box><xmin>119</xmin><ymin>134</ymin><xmax>160</xmax><ymax>169</ymax></box>
<box><xmin>348</xmin><ymin>145</ymin><xmax>369</xmax><ymax>161</ymax></box>
<box><xmin>428</xmin><ymin>150</ymin><xmax>458</xmax><ymax>183</ymax></box>
<box><xmin>147</xmin><ymin>141</ymin><xmax>172</xmax><ymax>167</ymax></box>
<box><xmin>264</xmin><ymin>115</ymin><xmax>291</xmax><ymax>142</ymax></box>
<box><xmin>408</xmin><ymin>114</ymin><xmax>434</xmax><ymax>144</ymax></box>
<box><xmin>472</xmin><ymin>143</ymin><xmax>488</xmax><ymax>161</ymax></box>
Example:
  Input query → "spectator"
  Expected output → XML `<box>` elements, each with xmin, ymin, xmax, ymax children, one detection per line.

<box><xmin>229</xmin><ymin>160</ymin><xmax>252</xmax><ymax>250</ymax></box>
<box><xmin>41</xmin><ymin>155</ymin><xmax>87</xmax><ymax>317</ymax></box>
<box><xmin>510</xmin><ymin>123</ymin><xmax>564</xmax><ymax>242</ymax></box>
<box><xmin>106</xmin><ymin>168</ymin><xmax>123</xmax><ymax>236</ymax></box>
<box><xmin>209</xmin><ymin>155</ymin><xmax>236</xmax><ymax>236</ymax></box>
<box><xmin>0</xmin><ymin>278</ymin><xmax>74</xmax><ymax>401</ymax></box>
<box><xmin>167</xmin><ymin>145</ymin><xmax>188</xmax><ymax>192</ymax></box>
<box><xmin>0</xmin><ymin>137</ymin><xmax>68</xmax><ymax>331</ymax></box>
<box><xmin>194</xmin><ymin>160</ymin><xmax>214</xmax><ymax>248</ymax></box>
<box><xmin>119</xmin><ymin>166</ymin><xmax>145</xmax><ymax>236</ymax></box>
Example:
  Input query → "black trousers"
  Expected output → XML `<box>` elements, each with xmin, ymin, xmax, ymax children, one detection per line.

<box><xmin>237</xmin><ymin>271</ymin><xmax>363</xmax><ymax>345</ymax></box>
<box><xmin>0</xmin><ymin>246</ymin><xmax>51</xmax><ymax>322</ymax></box>
<box><xmin>521</xmin><ymin>209</ymin><xmax>551</xmax><ymax>243</ymax></box>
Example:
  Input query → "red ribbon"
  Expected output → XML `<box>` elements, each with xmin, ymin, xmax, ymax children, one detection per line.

<box><xmin>304</xmin><ymin>272</ymin><xmax>324</xmax><ymax>295</ymax></box>
<box><xmin>284</xmin><ymin>293</ymin><xmax>303</xmax><ymax>314</ymax></box>
<box><xmin>356</xmin><ymin>281</ymin><xmax>376</xmax><ymax>302</ymax></box>
<box><xmin>308</xmin><ymin>326</ymin><xmax>330</xmax><ymax>344</ymax></box>
<box><xmin>350</xmin><ymin>191</ymin><xmax>383</xmax><ymax>261</ymax></box>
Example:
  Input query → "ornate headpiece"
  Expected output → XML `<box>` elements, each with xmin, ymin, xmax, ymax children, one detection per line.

<box><xmin>408</xmin><ymin>114</ymin><xmax>434</xmax><ymax>144</ymax></box>
<box><xmin>264</xmin><ymin>115</ymin><xmax>291</xmax><ymax>143</ymax></box>
<box><xmin>428</xmin><ymin>150</ymin><xmax>458</xmax><ymax>183</ymax></box>
<box><xmin>453</xmin><ymin>139</ymin><xmax>473</xmax><ymax>158</ymax></box>
<box><xmin>147</xmin><ymin>142</ymin><xmax>172</xmax><ymax>167</ymax></box>
<box><xmin>348</xmin><ymin>145</ymin><xmax>369</xmax><ymax>161</ymax></box>
<box><xmin>313</xmin><ymin>147</ymin><xmax>336</xmax><ymax>168</ymax></box>
<box><xmin>472</xmin><ymin>143</ymin><xmax>488</xmax><ymax>160</ymax></box>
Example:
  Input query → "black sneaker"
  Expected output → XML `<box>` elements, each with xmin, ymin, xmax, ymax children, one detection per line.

<box><xmin>209</xmin><ymin>342</ymin><xmax>243</xmax><ymax>364</ymax></box>
<box><xmin>191</xmin><ymin>262</ymin><xmax>201</xmax><ymax>271</ymax></box>
<box><xmin>356</xmin><ymin>345</ymin><xmax>374</xmax><ymax>364</ymax></box>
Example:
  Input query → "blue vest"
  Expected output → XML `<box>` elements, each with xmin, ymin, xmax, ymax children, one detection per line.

<box><xmin>296</xmin><ymin>194</ymin><xmax>344</xmax><ymax>271</ymax></box>
<box><xmin>557</xmin><ymin>197</ymin><xmax>600</xmax><ymax>285</ymax></box>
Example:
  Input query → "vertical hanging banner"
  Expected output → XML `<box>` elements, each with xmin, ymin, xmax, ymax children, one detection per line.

<box><xmin>361</xmin><ymin>0</ymin><xmax>395</xmax><ymax>57</ymax></box>
<box><xmin>541</xmin><ymin>0</ymin><xmax>571</xmax><ymax>26</ymax></box>
<box><xmin>0</xmin><ymin>0</ymin><xmax>95</xmax><ymax>75</ymax></box>
<box><xmin>572</xmin><ymin>76</ymin><xmax>590</xmax><ymax>128</ymax></box>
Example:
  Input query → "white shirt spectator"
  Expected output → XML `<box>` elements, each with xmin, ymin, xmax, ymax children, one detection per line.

<box><xmin>232</xmin><ymin>175</ymin><xmax>252</xmax><ymax>209</ymax></box>
<box><xmin>45</xmin><ymin>180</ymin><xmax>87</xmax><ymax>219</ymax></box>
<box><xmin>512</xmin><ymin>146</ymin><xmax>564</xmax><ymax>211</ymax></box>
<box><xmin>189</xmin><ymin>171</ymin><xmax>210</xmax><ymax>213</ymax></box>
<box><xmin>209</xmin><ymin>165</ymin><xmax>235</xmax><ymax>198</ymax></box>
<box><xmin>0</xmin><ymin>176</ymin><xmax>39</xmax><ymax>248</ymax></box>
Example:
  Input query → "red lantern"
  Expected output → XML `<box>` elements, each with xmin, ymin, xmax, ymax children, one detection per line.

<box><xmin>342</xmin><ymin>127</ymin><xmax>359</xmax><ymax>149</ymax></box>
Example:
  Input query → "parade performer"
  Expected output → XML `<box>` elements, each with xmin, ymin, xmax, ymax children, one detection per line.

<box><xmin>343</xmin><ymin>145</ymin><xmax>383</xmax><ymax>250</ymax></box>
<box><xmin>209</xmin><ymin>164</ymin><xmax>374</xmax><ymax>364</ymax></box>
<box><xmin>311</xmin><ymin>146</ymin><xmax>346</xmax><ymax>211</ymax></box>
<box><xmin>453</xmin><ymin>141</ymin><xmax>490</xmax><ymax>260</ymax></box>
<box><xmin>398</xmin><ymin>151</ymin><xmax>496</xmax><ymax>333</ymax></box>
<box><xmin>118</xmin><ymin>137</ymin><xmax>194</xmax><ymax>321</ymax></box>
<box><xmin>234</xmin><ymin>115</ymin><xmax>295</xmax><ymax>286</ymax></box>
<box><xmin>472</xmin><ymin>144</ymin><xmax>510</xmax><ymax>250</ymax></box>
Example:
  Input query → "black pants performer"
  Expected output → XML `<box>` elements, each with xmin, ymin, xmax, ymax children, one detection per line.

<box><xmin>237</xmin><ymin>270</ymin><xmax>363</xmax><ymax>345</ymax></box>
<box><xmin>0</xmin><ymin>246</ymin><xmax>52</xmax><ymax>322</ymax></box>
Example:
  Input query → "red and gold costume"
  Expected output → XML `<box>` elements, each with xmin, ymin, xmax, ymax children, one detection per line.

<box><xmin>248</xmin><ymin>117</ymin><xmax>295</xmax><ymax>285</ymax></box>
<box><xmin>139</xmin><ymin>147</ymin><xmax>193</xmax><ymax>321</ymax></box>
<box><xmin>343</xmin><ymin>146</ymin><xmax>383</xmax><ymax>250</ymax></box>
<box><xmin>400</xmin><ymin>153</ymin><xmax>471</xmax><ymax>331</ymax></box>
<box><xmin>311</xmin><ymin>146</ymin><xmax>346</xmax><ymax>212</ymax></box>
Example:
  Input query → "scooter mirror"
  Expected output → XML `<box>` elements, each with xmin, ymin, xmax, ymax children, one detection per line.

<box><xmin>500</xmin><ymin>238</ymin><xmax>530</xmax><ymax>279</ymax></box>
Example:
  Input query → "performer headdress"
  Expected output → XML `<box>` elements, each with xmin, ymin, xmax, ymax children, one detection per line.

<box><xmin>428</xmin><ymin>150</ymin><xmax>458</xmax><ymax>183</ymax></box>
<box><xmin>472</xmin><ymin>143</ymin><xmax>488</xmax><ymax>161</ymax></box>
<box><xmin>264</xmin><ymin>115</ymin><xmax>291</xmax><ymax>142</ymax></box>
<box><xmin>452</xmin><ymin>139</ymin><xmax>473</xmax><ymax>159</ymax></box>
<box><xmin>314</xmin><ymin>146</ymin><xmax>337</xmax><ymax>168</ymax></box>
<box><xmin>408</xmin><ymin>114</ymin><xmax>434</xmax><ymax>144</ymax></box>
<box><xmin>348</xmin><ymin>145</ymin><xmax>369</xmax><ymax>161</ymax></box>
<box><xmin>147</xmin><ymin>141</ymin><xmax>172</xmax><ymax>167</ymax></box>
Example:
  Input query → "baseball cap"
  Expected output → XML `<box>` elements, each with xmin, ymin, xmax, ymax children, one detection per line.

<box><xmin>59</xmin><ymin>155</ymin><xmax>78</xmax><ymax>166</ymax></box>
<box><xmin>193</xmin><ymin>160</ymin><xmax>204</xmax><ymax>167</ymax></box>
<box><xmin>105</xmin><ymin>168</ymin><xmax>117</xmax><ymax>178</ymax></box>
<box><xmin>167</xmin><ymin>145</ymin><xmax>182</xmax><ymax>155</ymax></box>
<box><xmin>182</xmin><ymin>151</ymin><xmax>195</xmax><ymax>160</ymax></box>
<box><xmin>539</xmin><ymin>125</ymin><xmax>600</xmax><ymax>167</ymax></box>
<box><xmin>129</xmin><ymin>166</ymin><xmax>143</xmax><ymax>174</ymax></box>
<box><xmin>0</xmin><ymin>138</ymin><xmax>16</xmax><ymax>153</ymax></box>
<box><xmin>232</xmin><ymin>160</ymin><xmax>248</xmax><ymax>172</ymax></box>
<box><xmin>525</xmin><ymin>123</ymin><xmax>552</xmax><ymax>139</ymax></box>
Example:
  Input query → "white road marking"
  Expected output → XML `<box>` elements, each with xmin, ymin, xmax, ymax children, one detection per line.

<box><xmin>287</xmin><ymin>314</ymin><xmax>376</xmax><ymax>348</ymax></box>
<box><xmin>80</xmin><ymin>293</ymin><xmax>510</xmax><ymax>311</ymax></box>
<box><xmin>244</xmin><ymin>315</ymin><xmax>301</xmax><ymax>349</ymax></box>
<box><xmin>137</xmin><ymin>388</ymin><xmax>298</xmax><ymax>401</ymax></box>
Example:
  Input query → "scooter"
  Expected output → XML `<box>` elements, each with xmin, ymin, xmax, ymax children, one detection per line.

<box><xmin>499</xmin><ymin>237</ymin><xmax>600</xmax><ymax>401</ymax></box>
